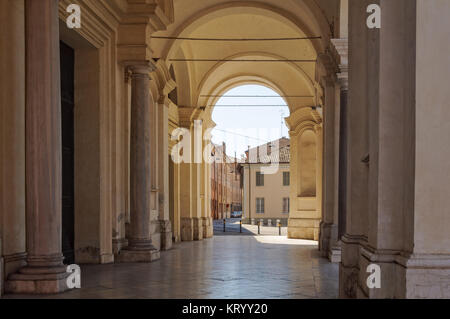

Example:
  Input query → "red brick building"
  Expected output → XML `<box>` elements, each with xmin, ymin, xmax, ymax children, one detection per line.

<box><xmin>211</xmin><ymin>143</ymin><xmax>242</xmax><ymax>219</ymax></box>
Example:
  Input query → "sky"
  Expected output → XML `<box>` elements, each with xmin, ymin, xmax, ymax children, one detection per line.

<box><xmin>211</xmin><ymin>85</ymin><xmax>290</xmax><ymax>158</ymax></box>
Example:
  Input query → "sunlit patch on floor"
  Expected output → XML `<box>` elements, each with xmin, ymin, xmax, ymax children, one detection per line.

<box><xmin>254</xmin><ymin>236</ymin><xmax>318</xmax><ymax>246</ymax></box>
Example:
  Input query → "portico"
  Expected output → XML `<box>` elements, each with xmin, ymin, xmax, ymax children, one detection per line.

<box><xmin>0</xmin><ymin>0</ymin><xmax>449</xmax><ymax>299</ymax></box>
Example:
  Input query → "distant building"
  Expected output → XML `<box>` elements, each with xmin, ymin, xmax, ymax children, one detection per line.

<box><xmin>239</xmin><ymin>138</ymin><xmax>290</xmax><ymax>225</ymax></box>
<box><xmin>211</xmin><ymin>143</ymin><xmax>242</xmax><ymax>219</ymax></box>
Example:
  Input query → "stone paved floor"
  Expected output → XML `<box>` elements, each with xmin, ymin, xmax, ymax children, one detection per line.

<box><xmin>5</xmin><ymin>236</ymin><xmax>339</xmax><ymax>299</ymax></box>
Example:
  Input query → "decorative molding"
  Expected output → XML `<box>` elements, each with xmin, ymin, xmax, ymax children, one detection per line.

<box><xmin>286</xmin><ymin>107</ymin><xmax>322</xmax><ymax>136</ymax></box>
<box><xmin>331</xmin><ymin>38</ymin><xmax>349</xmax><ymax>90</ymax></box>
<box><xmin>123</xmin><ymin>59</ymin><xmax>157</xmax><ymax>83</ymax></box>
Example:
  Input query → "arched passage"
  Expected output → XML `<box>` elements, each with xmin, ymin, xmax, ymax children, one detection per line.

<box><xmin>161</xmin><ymin>0</ymin><xmax>330</xmax><ymax>245</ymax></box>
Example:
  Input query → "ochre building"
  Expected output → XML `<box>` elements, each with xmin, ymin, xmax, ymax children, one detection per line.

<box><xmin>0</xmin><ymin>0</ymin><xmax>449</xmax><ymax>298</ymax></box>
<box><xmin>241</xmin><ymin>138</ymin><xmax>291</xmax><ymax>225</ymax></box>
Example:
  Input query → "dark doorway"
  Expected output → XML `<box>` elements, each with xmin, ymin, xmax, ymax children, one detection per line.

<box><xmin>60</xmin><ymin>41</ymin><xmax>75</xmax><ymax>265</ymax></box>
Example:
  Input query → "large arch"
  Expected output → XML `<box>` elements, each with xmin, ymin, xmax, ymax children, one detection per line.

<box><xmin>196</xmin><ymin>51</ymin><xmax>317</xmax><ymax>113</ymax></box>
<box><xmin>157</xmin><ymin>0</ymin><xmax>333</xmax><ymax>246</ymax></box>
<box><xmin>155</xmin><ymin>1</ymin><xmax>331</xmax><ymax>60</ymax></box>
<box><xmin>152</xmin><ymin>0</ymin><xmax>333</xmax><ymax>113</ymax></box>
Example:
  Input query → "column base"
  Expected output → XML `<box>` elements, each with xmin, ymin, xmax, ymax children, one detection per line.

<box><xmin>340</xmin><ymin>234</ymin><xmax>450</xmax><ymax>299</ymax></box>
<box><xmin>193</xmin><ymin>217</ymin><xmax>203</xmax><ymax>241</ymax></box>
<box><xmin>320</xmin><ymin>223</ymin><xmax>340</xmax><ymax>261</ymax></box>
<box><xmin>339</xmin><ymin>234</ymin><xmax>362</xmax><ymax>298</ymax></box>
<box><xmin>112</xmin><ymin>238</ymin><xmax>129</xmax><ymax>255</ymax></box>
<box><xmin>115</xmin><ymin>248</ymin><xmax>160</xmax><ymax>263</ymax></box>
<box><xmin>75</xmin><ymin>247</ymin><xmax>114</xmax><ymax>264</ymax></box>
<box><xmin>287</xmin><ymin>217</ymin><xmax>320</xmax><ymax>240</ymax></box>
<box><xmin>319</xmin><ymin>222</ymin><xmax>332</xmax><ymax>256</ymax></box>
<box><xmin>328</xmin><ymin>246</ymin><xmax>342</xmax><ymax>263</ymax></box>
<box><xmin>181</xmin><ymin>217</ymin><xmax>194</xmax><ymax>241</ymax></box>
<box><xmin>339</xmin><ymin>262</ymin><xmax>359</xmax><ymax>299</ymax></box>
<box><xmin>202</xmin><ymin>217</ymin><xmax>214</xmax><ymax>238</ymax></box>
<box><xmin>115</xmin><ymin>238</ymin><xmax>160</xmax><ymax>263</ymax></box>
<box><xmin>160</xmin><ymin>220</ymin><xmax>173</xmax><ymax>251</ymax></box>
<box><xmin>359</xmin><ymin>247</ymin><xmax>450</xmax><ymax>299</ymax></box>
<box><xmin>181</xmin><ymin>217</ymin><xmax>205</xmax><ymax>241</ymax></box>
<box><xmin>402</xmin><ymin>254</ymin><xmax>450</xmax><ymax>299</ymax></box>
<box><xmin>5</xmin><ymin>266</ymin><xmax>70</xmax><ymax>294</ymax></box>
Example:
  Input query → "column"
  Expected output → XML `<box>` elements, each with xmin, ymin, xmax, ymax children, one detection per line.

<box><xmin>0</xmin><ymin>0</ymin><xmax>27</xmax><ymax>296</ymax></box>
<box><xmin>340</xmin><ymin>0</ymin><xmax>370</xmax><ymax>298</ymax></box>
<box><xmin>315</xmin><ymin>124</ymin><xmax>324</xmax><ymax>242</ymax></box>
<box><xmin>169</xmin><ymin>135</ymin><xmax>181</xmax><ymax>243</ymax></box>
<box><xmin>116</xmin><ymin>61</ymin><xmax>159</xmax><ymax>262</ymax></box>
<box><xmin>149</xmin><ymin>90</ymin><xmax>159</xmax><ymax>249</ymax></box>
<box><xmin>6</xmin><ymin>0</ymin><xmax>69</xmax><ymax>294</ymax></box>
<box><xmin>202</xmin><ymin>131</ymin><xmax>214</xmax><ymax>238</ymax></box>
<box><xmin>158</xmin><ymin>100</ymin><xmax>172</xmax><ymax>250</ymax></box>
<box><xmin>178</xmin><ymin>120</ymin><xmax>203</xmax><ymax>241</ymax></box>
<box><xmin>191</xmin><ymin>121</ymin><xmax>203</xmax><ymax>241</ymax></box>
<box><xmin>319</xmin><ymin>75</ymin><xmax>339</xmax><ymax>259</ymax></box>
<box><xmin>287</xmin><ymin>108</ymin><xmax>322</xmax><ymax>240</ymax></box>
<box><xmin>180</xmin><ymin>157</ymin><xmax>194</xmax><ymax>241</ymax></box>
<box><xmin>332</xmin><ymin>38</ymin><xmax>349</xmax><ymax>264</ymax></box>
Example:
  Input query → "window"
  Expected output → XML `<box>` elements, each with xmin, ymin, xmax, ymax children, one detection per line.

<box><xmin>256</xmin><ymin>172</ymin><xmax>264</xmax><ymax>186</ymax></box>
<box><xmin>256</xmin><ymin>198</ymin><xmax>265</xmax><ymax>214</ymax></box>
<box><xmin>283</xmin><ymin>172</ymin><xmax>290</xmax><ymax>186</ymax></box>
<box><xmin>282</xmin><ymin>197</ymin><xmax>290</xmax><ymax>214</ymax></box>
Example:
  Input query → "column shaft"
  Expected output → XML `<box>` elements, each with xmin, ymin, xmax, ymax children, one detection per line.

<box><xmin>158</xmin><ymin>102</ymin><xmax>172</xmax><ymax>250</ymax></box>
<box><xmin>129</xmin><ymin>65</ymin><xmax>152</xmax><ymax>250</ymax></box>
<box><xmin>26</xmin><ymin>0</ymin><xmax>63</xmax><ymax>267</ymax></box>
<box><xmin>6</xmin><ymin>0</ymin><xmax>69</xmax><ymax>294</ymax></box>
<box><xmin>117</xmin><ymin>62</ymin><xmax>159</xmax><ymax>262</ymax></box>
<box><xmin>320</xmin><ymin>78</ymin><xmax>339</xmax><ymax>256</ymax></box>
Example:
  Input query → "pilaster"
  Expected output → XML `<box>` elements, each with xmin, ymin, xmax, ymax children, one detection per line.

<box><xmin>286</xmin><ymin>108</ymin><xmax>322</xmax><ymax>240</ymax></box>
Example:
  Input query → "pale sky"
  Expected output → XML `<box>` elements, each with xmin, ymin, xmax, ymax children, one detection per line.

<box><xmin>211</xmin><ymin>85</ymin><xmax>290</xmax><ymax>158</ymax></box>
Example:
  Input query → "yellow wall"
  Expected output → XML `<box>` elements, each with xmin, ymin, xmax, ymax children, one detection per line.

<box><xmin>243</xmin><ymin>164</ymin><xmax>290</xmax><ymax>220</ymax></box>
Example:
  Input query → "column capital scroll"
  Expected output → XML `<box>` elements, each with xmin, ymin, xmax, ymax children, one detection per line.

<box><xmin>123</xmin><ymin>60</ymin><xmax>157</xmax><ymax>82</ymax></box>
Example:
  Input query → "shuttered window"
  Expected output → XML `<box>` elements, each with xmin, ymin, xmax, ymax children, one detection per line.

<box><xmin>256</xmin><ymin>198</ymin><xmax>265</xmax><ymax>214</ymax></box>
<box><xmin>283</xmin><ymin>172</ymin><xmax>290</xmax><ymax>186</ymax></box>
<box><xmin>256</xmin><ymin>172</ymin><xmax>264</xmax><ymax>186</ymax></box>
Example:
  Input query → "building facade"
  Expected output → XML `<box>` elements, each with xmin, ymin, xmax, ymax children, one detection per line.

<box><xmin>241</xmin><ymin>138</ymin><xmax>291</xmax><ymax>225</ymax></box>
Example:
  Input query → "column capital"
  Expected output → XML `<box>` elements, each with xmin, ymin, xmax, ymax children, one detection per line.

<box><xmin>331</xmin><ymin>38</ymin><xmax>348</xmax><ymax>67</ymax></box>
<box><xmin>123</xmin><ymin>60</ymin><xmax>156</xmax><ymax>81</ymax></box>
<box><xmin>331</xmin><ymin>38</ymin><xmax>349</xmax><ymax>91</ymax></box>
<box><xmin>317</xmin><ymin>50</ymin><xmax>339</xmax><ymax>81</ymax></box>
